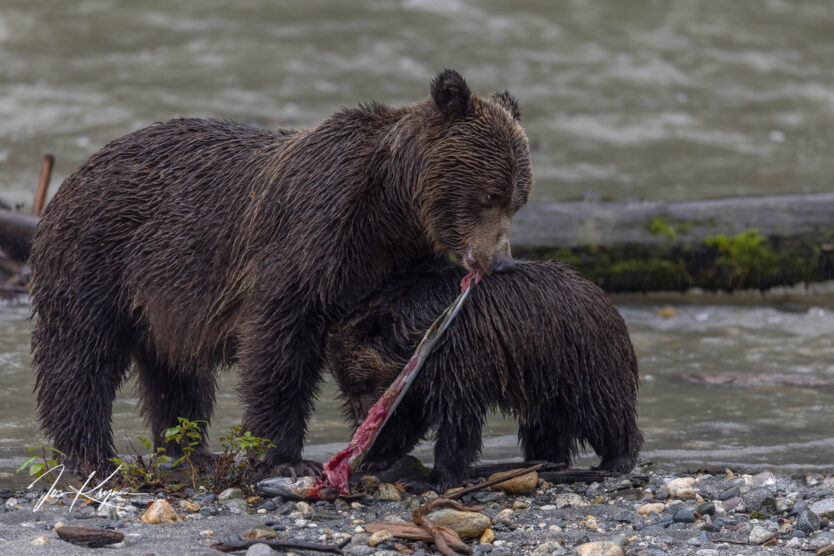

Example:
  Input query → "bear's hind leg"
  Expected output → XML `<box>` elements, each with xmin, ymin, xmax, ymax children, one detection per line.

<box><xmin>587</xmin><ymin>420</ymin><xmax>643</xmax><ymax>474</ymax></box>
<box><xmin>32</xmin><ymin>299</ymin><xmax>133</xmax><ymax>478</ymax></box>
<box><xmin>134</xmin><ymin>347</ymin><xmax>217</xmax><ymax>468</ymax></box>
<box><xmin>518</xmin><ymin>415</ymin><xmax>576</xmax><ymax>468</ymax></box>
<box><xmin>360</xmin><ymin>396</ymin><xmax>430</xmax><ymax>472</ymax></box>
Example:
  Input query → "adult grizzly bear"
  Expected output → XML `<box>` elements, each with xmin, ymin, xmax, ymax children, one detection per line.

<box><xmin>327</xmin><ymin>258</ymin><xmax>642</xmax><ymax>491</ymax></box>
<box><xmin>29</xmin><ymin>70</ymin><xmax>533</xmax><ymax>478</ymax></box>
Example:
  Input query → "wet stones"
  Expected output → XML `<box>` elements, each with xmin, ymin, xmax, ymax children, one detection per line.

<box><xmin>797</xmin><ymin>509</ymin><xmax>821</xmax><ymax>533</ymax></box>
<box><xmin>672</xmin><ymin>509</ymin><xmax>696</xmax><ymax>524</ymax></box>
<box><xmin>748</xmin><ymin>525</ymin><xmax>775</xmax><ymax>544</ymax></box>
<box><xmin>488</xmin><ymin>470</ymin><xmax>538</xmax><ymax>495</ymax></box>
<box><xmin>140</xmin><ymin>499</ymin><xmax>178</xmax><ymax>524</ymax></box>
<box><xmin>426</xmin><ymin>508</ymin><xmax>491</xmax><ymax>538</ymax></box>
<box><xmin>575</xmin><ymin>541</ymin><xmax>624</xmax><ymax>556</ymax></box>
<box><xmin>637</xmin><ymin>503</ymin><xmax>665</xmax><ymax>516</ymax></box>
<box><xmin>811</xmin><ymin>499</ymin><xmax>834</xmax><ymax>518</ymax></box>
<box><xmin>665</xmin><ymin>477</ymin><xmax>696</xmax><ymax>500</ymax></box>
<box><xmin>375</xmin><ymin>483</ymin><xmax>402</xmax><ymax>502</ymax></box>
<box><xmin>742</xmin><ymin>487</ymin><xmax>776</xmax><ymax>515</ymax></box>
<box><xmin>716</xmin><ymin>486</ymin><xmax>740</xmax><ymax>501</ymax></box>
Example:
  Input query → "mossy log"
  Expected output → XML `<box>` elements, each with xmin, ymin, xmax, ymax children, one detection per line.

<box><xmin>1</xmin><ymin>194</ymin><xmax>833</xmax><ymax>293</ymax></box>
<box><xmin>512</xmin><ymin>192</ymin><xmax>834</xmax><ymax>292</ymax></box>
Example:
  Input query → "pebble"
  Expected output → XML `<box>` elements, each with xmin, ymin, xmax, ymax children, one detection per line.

<box><xmin>375</xmin><ymin>483</ymin><xmax>402</xmax><ymax>502</ymax></box>
<box><xmin>512</xmin><ymin>499</ymin><xmax>530</xmax><ymax>510</ymax></box>
<box><xmin>488</xmin><ymin>470</ymin><xmax>538</xmax><ymax>495</ymax></box>
<box><xmin>721</xmin><ymin>496</ymin><xmax>744</xmax><ymax>513</ymax></box>
<box><xmin>480</xmin><ymin>528</ymin><xmax>495</xmax><ymax>544</ymax></box>
<box><xmin>531</xmin><ymin>540</ymin><xmax>563</xmax><ymax>554</ymax></box>
<box><xmin>717</xmin><ymin>486</ymin><xmax>740</xmax><ymax>501</ymax></box>
<box><xmin>672</xmin><ymin>509</ymin><xmax>695</xmax><ymax>524</ymax></box>
<box><xmin>666</xmin><ymin>477</ymin><xmax>696</xmax><ymax>500</ymax></box>
<box><xmin>244</xmin><ymin>525</ymin><xmax>278</xmax><ymax>540</ymax></box>
<box><xmin>555</xmin><ymin>493</ymin><xmax>586</xmax><ymax>508</ymax></box>
<box><xmin>811</xmin><ymin>499</ymin><xmax>834</xmax><ymax>518</ymax></box>
<box><xmin>5</xmin><ymin>497</ymin><xmax>18</xmax><ymax>510</ymax></box>
<box><xmin>30</xmin><ymin>536</ymin><xmax>49</xmax><ymax>545</ymax></box>
<box><xmin>427</xmin><ymin>508</ymin><xmax>491</xmax><ymax>538</ymax></box>
<box><xmin>141</xmin><ymin>499</ymin><xmax>178</xmax><ymax>524</ymax></box>
<box><xmin>637</xmin><ymin>503</ymin><xmax>665</xmax><ymax>516</ymax></box>
<box><xmin>492</xmin><ymin>508</ymin><xmax>514</xmax><ymax>526</ymax></box>
<box><xmin>696</xmin><ymin>502</ymin><xmax>715</xmax><ymax>516</ymax></box>
<box><xmin>225</xmin><ymin>499</ymin><xmax>250</xmax><ymax>515</ymax></box>
<box><xmin>794</xmin><ymin>508</ymin><xmax>818</xmax><ymax>532</ymax></box>
<box><xmin>742</xmin><ymin>487</ymin><xmax>776</xmax><ymax>515</ymax></box>
<box><xmin>575</xmin><ymin>541</ymin><xmax>624</xmax><ymax>556</ymax></box>
<box><xmin>748</xmin><ymin>525</ymin><xmax>775</xmax><ymax>544</ymax></box>
<box><xmin>245</xmin><ymin>543</ymin><xmax>279</xmax><ymax>556</ymax></box>
<box><xmin>368</xmin><ymin>530</ymin><xmax>393</xmax><ymax>547</ymax></box>
<box><xmin>218</xmin><ymin>488</ymin><xmax>244</xmax><ymax>501</ymax></box>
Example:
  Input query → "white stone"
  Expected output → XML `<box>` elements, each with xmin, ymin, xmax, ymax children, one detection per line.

<box><xmin>666</xmin><ymin>477</ymin><xmax>696</xmax><ymax>499</ymax></box>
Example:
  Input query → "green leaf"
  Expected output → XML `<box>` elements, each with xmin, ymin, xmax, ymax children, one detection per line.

<box><xmin>17</xmin><ymin>455</ymin><xmax>39</xmax><ymax>473</ymax></box>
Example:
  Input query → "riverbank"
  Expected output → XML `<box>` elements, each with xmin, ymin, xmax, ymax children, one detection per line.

<box><xmin>1</xmin><ymin>465</ymin><xmax>833</xmax><ymax>555</ymax></box>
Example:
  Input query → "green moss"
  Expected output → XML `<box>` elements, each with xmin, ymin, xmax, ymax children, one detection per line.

<box><xmin>646</xmin><ymin>218</ymin><xmax>677</xmax><ymax>239</ymax></box>
<box><xmin>704</xmin><ymin>229</ymin><xmax>779</xmax><ymax>288</ymax></box>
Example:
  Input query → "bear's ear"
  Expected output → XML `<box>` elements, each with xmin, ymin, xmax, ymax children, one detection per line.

<box><xmin>430</xmin><ymin>69</ymin><xmax>471</xmax><ymax>119</ymax></box>
<box><xmin>490</xmin><ymin>91</ymin><xmax>521</xmax><ymax>121</ymax></box>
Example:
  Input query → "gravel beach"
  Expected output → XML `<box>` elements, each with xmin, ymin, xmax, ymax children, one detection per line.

<box><xmin>2</xmin><ymin>465</ymin><xmax>834</xmax><ymax>555</ymax></box>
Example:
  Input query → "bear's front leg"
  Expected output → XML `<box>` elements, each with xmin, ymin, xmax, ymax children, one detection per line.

<box><xmin>237</xmin><ymin>298</ymin><xmax>326</xmax><ymax>479</ymax></box>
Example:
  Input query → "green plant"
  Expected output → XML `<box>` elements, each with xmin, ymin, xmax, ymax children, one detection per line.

<box><xmin>214</xmin><ymin>426</ymin><xmax>275</xmax><ymax>489</ymax></box>
<box><xmin>17</xmin><ymin>443</ymin><xmax>64</xmax><ymax>483</ymax></box>
<box><xmin>162</xmin><ymin>417</ymin><xmax>206</xmax><ymax>489</ymax></box>
<box><xmin>108</xmin><ymin>435</ymin><xmax>173</xmax><ymax>490</ymax></box>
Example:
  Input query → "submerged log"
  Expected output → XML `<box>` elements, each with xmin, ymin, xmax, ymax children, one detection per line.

<box><xmin>513</xmin><ymin>192</ymin><xmax>834</xmax><ymax>292</ymax></box>
<box><xmin>0</xmin><ymin>208</ymin><xmax>38</xmax><ymax>263</ymax></box>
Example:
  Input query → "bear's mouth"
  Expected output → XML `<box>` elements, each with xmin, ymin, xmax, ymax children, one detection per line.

<box><xmin>464</xmin><ymin>246</ymin><xmax>483</xmax><ymax>274</ymax></box>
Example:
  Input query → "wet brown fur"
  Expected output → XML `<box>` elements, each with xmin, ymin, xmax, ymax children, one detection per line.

<box><xmin>28</xmin><ymin>71</ymin><xmax>532</xmax><ymax>476</ymax></box>
<box><xmin>327</xmin><ymin>259</ymin><xmax>642</xmax><ymax>490</ymax></box>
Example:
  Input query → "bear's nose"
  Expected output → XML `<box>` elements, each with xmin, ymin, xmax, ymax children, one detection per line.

<box><xmin>493</xmin><ymin>254</ymin><xmax>516</xmax><ymax>274</ymax></box>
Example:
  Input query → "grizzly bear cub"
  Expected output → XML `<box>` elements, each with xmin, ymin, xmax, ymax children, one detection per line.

<box><xmin>29</xmin><ymin>70</ymin><xmax>533</xmax><ymax>478</ymax></box>
<box><xmin>327</xmin><ymin>258</ymin><xmax>642</xmax><ymax>491</ymax></box>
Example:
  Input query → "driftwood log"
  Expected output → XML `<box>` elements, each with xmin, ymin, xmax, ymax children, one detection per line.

<box><xmin>1</xmin><ymin>192</ymin><xmax>833</xmax><ymax>293</ymax></box>
<box><xmin>513</xmin><ymin>192</ymin><xmax>834</xmax><ymax>292</ymax></box>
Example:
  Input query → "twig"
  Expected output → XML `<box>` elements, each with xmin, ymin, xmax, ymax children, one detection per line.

<box><xmin>33</xmin><ymin>154</ymin><xmax>54</xmax><ymax>217</ymax></box>
<box><xmin>409</xmin><ymin>463</ymin><xmax>545</xmax><ymax>556</ymax></box>
<box><xmin>211</xmin><ymin>537</ymin><xmax>350</xmax><ymax>554</ymax></box>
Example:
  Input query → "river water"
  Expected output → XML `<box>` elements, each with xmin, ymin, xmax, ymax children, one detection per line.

<box><xmin>1</xmin><ymin>1</ymin><xmax>833</xmax><ymax>484</ymax></box>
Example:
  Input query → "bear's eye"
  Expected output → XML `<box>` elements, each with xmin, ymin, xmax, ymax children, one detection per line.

<box><xmin>485</xmin><ymin>193</ymin><xmax>499</xmax><ymax>204</ymax></box>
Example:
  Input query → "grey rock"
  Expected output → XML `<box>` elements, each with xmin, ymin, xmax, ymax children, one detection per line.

<box><xmin>218</xmin><ymin>488</ymin><xmax>244</xmax><ymax>501</ymax></box>
<box><xmin>809</xmin><ymin>531</ymin><xmax>834</xmax><ymax>550</ymax></box>
<box><xmin>810</xmin><ymin>499</ymin><xmax>834</xmax><ymax>518</ymax></box>
<box><xmin>610</xmin><ymin>534</ymin><xmax>629</xmax><ymax>546</ymax></box>
<box><xmin>245</xmin><ymin>543</ymin><xmax>279</xmax><ymax>556</ymax></box>
<box><xmin>721</xmin><ymin>496</ymin><xmax>744</xmax><ymax>512</ymax></box>
<box><xmin>797</xmin><ymin>509</ymin><xmax>820</xmax><ymax>534</ymax></box>
<box><xmin>748</xmin><ymin>525</ymin><xmax>775</xmax><ymax>544</ymax></box>
<box><xmin>225</xmin><ymin>498</ymin><xmax>249</xmax><ymax>514</ymax></box>
<box><xmin>717</xmin><ymin>486</ymin><xmax>740</xmax><ymax>501</ymax></box>
<box><xmin>696</xmin><ymin>502</ymin><xmax>715</xmax><ymax>516</ymax></box>
<box><xmin>743</xmin><ymin>487</ymin><xmax>776</xmax><ymax>515</ymax></box>
<box><xmin>344</xmin><ymin>545</ymin><xmax>375</xmax><ymax>556</ymax></box>
<box><xmin>673</xmin><ymin>509</ymin><xmax>695</xmax><ymax>524</ymax></box>
<box><xmin>532</xmin><ymin>540</ymin><xmax>565</xmax><ymax>555</ymax></box>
